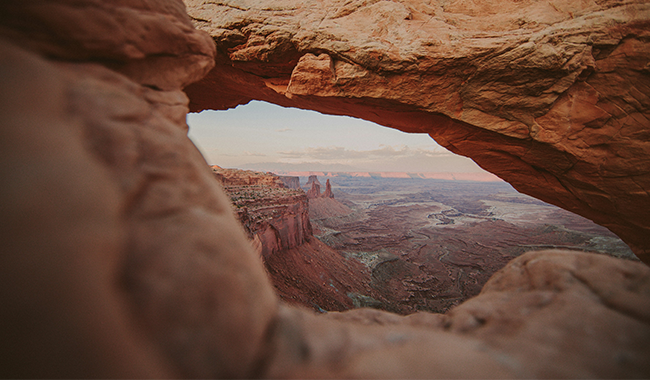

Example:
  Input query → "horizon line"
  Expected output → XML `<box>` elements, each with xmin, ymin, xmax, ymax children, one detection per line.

<box><xmin>211</xmin><ymin>165</ymin><xmax>504</xmax><ymax>183</ymax></box>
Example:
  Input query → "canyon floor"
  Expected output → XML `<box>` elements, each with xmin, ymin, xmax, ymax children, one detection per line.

<box><xmin>305</xmin><ymin>176</ymin><xmax>636</xmax><ymax>314</ymax></box>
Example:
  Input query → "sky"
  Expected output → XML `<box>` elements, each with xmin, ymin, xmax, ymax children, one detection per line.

<box><xmin>187</xmin><ymin>100</ymin><xmax>491</xmax><ymax>174</ymax></box>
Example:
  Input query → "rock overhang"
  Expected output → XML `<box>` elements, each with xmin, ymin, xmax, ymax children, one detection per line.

<box><xmin>183</xmin><ymin>0</ymin><xmax>650</xmax><ymax>264</ymax></box>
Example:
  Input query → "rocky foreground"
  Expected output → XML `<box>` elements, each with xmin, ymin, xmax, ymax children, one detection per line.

<box><xmin>1</xmin><ymin>0</ymin><xmax>650</xmax><ymax>378</ymax></box>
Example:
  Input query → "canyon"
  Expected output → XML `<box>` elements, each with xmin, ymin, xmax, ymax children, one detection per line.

<box><xmin>211</xmin><ymin>166</ymin><xmax>312</xmax><ymax>257</ymax></box>
<box><xmin>212</xmin><ymin>167</ymin><xmax>373</xmax><ymax>311</ymax></box>
<box><xmin>1</xmin><ymin>0</ymin><xmax>649</xmax><ymax>378</ymax></box>
<box><xmin>312</xmin><ymin>175</ymin><xmax>637</xmax><ymax>313</ymax></box>
<box><xmin>216</xmin><ymin>168</ymin><xmax>636</xmax><ymax>315</ymax></box>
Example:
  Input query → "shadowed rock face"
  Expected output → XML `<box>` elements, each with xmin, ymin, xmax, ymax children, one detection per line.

<box><xmin>1</xmin><ymin>0</ymin><xmax>650</xmax><ymax>378</ymax></box>
<box><xmin>184</xmin><ymin>0</ymin><xmax>650</xmax><ymax>264</ymax></box>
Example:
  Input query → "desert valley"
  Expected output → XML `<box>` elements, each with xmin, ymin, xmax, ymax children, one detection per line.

<box><xmin>214</xmin><ymin>167</ymin><xmax>636</xmax><ymax>314</ymax></box>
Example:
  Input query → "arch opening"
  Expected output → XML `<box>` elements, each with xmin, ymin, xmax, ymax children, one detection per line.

<box><xmin>187</xmin><ymin>100</ymin><xmax>636</xmax><ymax>314</ymax></box>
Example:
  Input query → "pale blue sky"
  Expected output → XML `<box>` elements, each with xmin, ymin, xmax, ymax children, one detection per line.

<box><xmin>187</xmin><ymin>100</ymin><xmax>489</xmax><ymax>173</ymax></box>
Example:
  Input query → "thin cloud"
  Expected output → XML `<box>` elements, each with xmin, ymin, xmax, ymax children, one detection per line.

<box><xmin>242</xmin><ymin>151</ymin><xmax>267</xmax><ymax>157</ymax></box>
<box><xmin>279</xmin><ymin>146</ymin><xmax>454</xmax><ymax>160</ymax></box>
<box><xmin>276</xmin><ymin>128</ymin><xmax>293</xmax><ymax>133</ymax></box>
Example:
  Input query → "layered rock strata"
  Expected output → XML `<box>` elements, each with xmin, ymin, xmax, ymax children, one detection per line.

<box><xmin>1</xmin><ymin>0</ymin><xmax>649</xmax><ymax>378</ymax></box>
<box><xmin>212</xmin><ymin>167</ymin><xmax>312</xmax><ymax>256</ymax></box>
<box><xmin>184</xmin><ymin>0</ymin><xmax>650</xmax><ymax>264</ymax></box>
<box><xmin>214</xmin><ymin>168</ymin><xmax>375</xmax><ymax>311</ymax></box>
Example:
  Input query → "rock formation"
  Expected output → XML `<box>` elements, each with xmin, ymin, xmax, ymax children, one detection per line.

<box><xmin>306</xmin><ymin>176</ymin><xmax>336</xmax><ymax>199</ymax></box>
<box><xmin>213</xmin><ymin>169</ymin><xmax>373</xmax><ymax>311</ymax></box>
<box><xmin>0</xmin><ymin>1</ymin><xmax>276</xmax><ymax>378</ymax></box>
<box><xmin>322</xmin><ymin>179</ymin><xmax>335</xmax><ymax>198</ymax></box>
<box><xmin>212</xmin><ymin>167</ymin><xmax>312</xmax><ymax>257</ymax></box>
<box><xmin>1</xmin><ymin>0</ymin><xmax>650</xmax><ymax>378</ymax></box>
<box><xmin>211</xmin><ymin>165</ymin><xmax>285</xmax><ymax>187</ymax></box>
<box><xmin>279</xmin><ymin>175</ymin><xmax>301</xmax><ymax>189</ymax></box>
<box><xmin>306</xmin><ymin>181</ymin><xmax>322</xmax><ymax>199</ymax></box>
<box><xmin>184</xmin><ymin>0</ymin><xmax>650</xmax><ymax>264</ymax></box>
<box><xmin>305</xmin><ymin>174</ymin><xmax>322</xmax><ymax>189</ymax></box>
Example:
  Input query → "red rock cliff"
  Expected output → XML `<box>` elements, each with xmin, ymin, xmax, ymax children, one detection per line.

<box><xmin>214</xmin><ymin>168</ymin><xmax>377</xmax><ymax>312</ymax></box>
<box><xmin>212</xmin><ymin>167</ymin><xmax>312</xmax><ymax>256</ymax></box>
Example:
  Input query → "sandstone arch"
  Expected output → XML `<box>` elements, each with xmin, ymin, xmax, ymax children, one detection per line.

<box><xmin>184</xmin><ymin>0</ymin><xmax>650</xmax><ymax>264</ymax></box>
<box><xmin>1</xmin><ymin>0</ymin><xmax>649</xmax><ymax>378</ymax></box>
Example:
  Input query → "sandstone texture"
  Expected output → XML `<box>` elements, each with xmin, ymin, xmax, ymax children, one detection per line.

<box><xmin>1</xmin><ymin>0</ymin><xmax>650</xmax><ymax>379</ymax></box>
<box><xmin>260</xmin><ymin>250</ymin><xmax>650</xmax><ymax>379</ymax></box>
<box><xmin>0</xmin><ymin>1</ymin><xmax>276</xmax><ymax>378</ymax></box>
<box><xmin>184</xmin><ymin>0</ymin><xmax>650</xmax><ymax>264</ymax></box>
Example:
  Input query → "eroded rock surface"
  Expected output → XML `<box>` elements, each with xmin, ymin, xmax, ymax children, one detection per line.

<box><xmin>212</xmin><ymin>167</ymin><xmax>312</xmax><ymax>257</ymax></box>
<box><xmin>0</xmin><ymin>1</ymin><xmax>276</xmax><ymax>378</ymax></box>
<box><xmin>214</xmin><ymin>169</ymin><xmax>375</xmax><ymax>311</ymax></box>
<box><xmin>1</xmin><ymin>0</ymin><xmax>650</xmax><ymax>379</ymax></box>
<box><xmin>184</xmin><ymin>0</ymin><xmax>650</xmax><ymax>263</ymax></box>
<box><xmin>283</xmin><ymin>250</ymin><xmax>650</xmax><ymax>379</ymax></box>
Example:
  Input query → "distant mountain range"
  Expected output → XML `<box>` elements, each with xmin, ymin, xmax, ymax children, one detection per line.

<box><xmin>271</xmin><ymin>170</ymin><xmax>503</xmax><ymax>182</ymax></box>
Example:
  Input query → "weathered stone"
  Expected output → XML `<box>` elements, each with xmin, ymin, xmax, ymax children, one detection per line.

<box><xmin>213</xmin><ymin>168</ymin><xmax>313</xmax><ymax>257</ymax></box>
<box><xmin>0</xmin><ymin>1</ymin><xmax>277</xmax><ymax>377</ymax></box>
<box><xmin>265</xmin><ymin>250</ymin><xmax>650</xmax><ymax>378</ymax></box>
<box><xmin>0</xmin><ymin>0</ymin><xmax>216</xmax><ymax>90</ymax></box>
<box><xmin>322</xmin><ymin>179</ymin><xmax>335</xmax><ymax>198</ymax></box>
<box><xmin>0</xmin><ymin>39</ymin><xmax>172</xmax><ymax>379</ymax></box>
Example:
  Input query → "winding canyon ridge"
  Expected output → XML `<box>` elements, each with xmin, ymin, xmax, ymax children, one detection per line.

<box><xmin>214</xmin><ymin>167</ymin><xmax>635</xmax><ymax>314</ymax></box>
<box><xmin>2</xmin><ymin>0</ymin><xmax>650</xmax><ymax>378</ymax></box>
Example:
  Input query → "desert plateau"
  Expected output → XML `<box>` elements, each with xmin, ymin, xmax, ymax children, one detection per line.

<box><xmin>216</xmin><ymin>168</ymin><xmax>637</xmax><ymax>317</ymax></box>
<box><xmin>308</xmin><ymin>174</ymin><xmax>636</xmax><ymax>313</ymax></box>
<box><xmin>1</xmin><ymin>0</ymin><xmax>650</xmax><ymax>379</ymax></box>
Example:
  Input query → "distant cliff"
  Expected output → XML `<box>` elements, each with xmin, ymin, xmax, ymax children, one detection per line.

<box><xmin>212</xmin><ymin>167</ymin><xmax>376</xmax><ymax>311</ymax></box>
<box><xmin>278</xmin><ymin>175</ymin><xmax>300</xmax><ymax>189</ymax></box>
<box><xmin>212</xmin><ymin>166</ymin><xmax>311</xmax><ymax>256</ymax></box>
<box><xmin>306</xmin><ymin>181</ymin><xmax>321</xmax><ymax>199</ymax></box>
<box><xmin>322</xmin><ymin>179</ymin><xmax>334</xmax><ymax>198</ymax></box>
